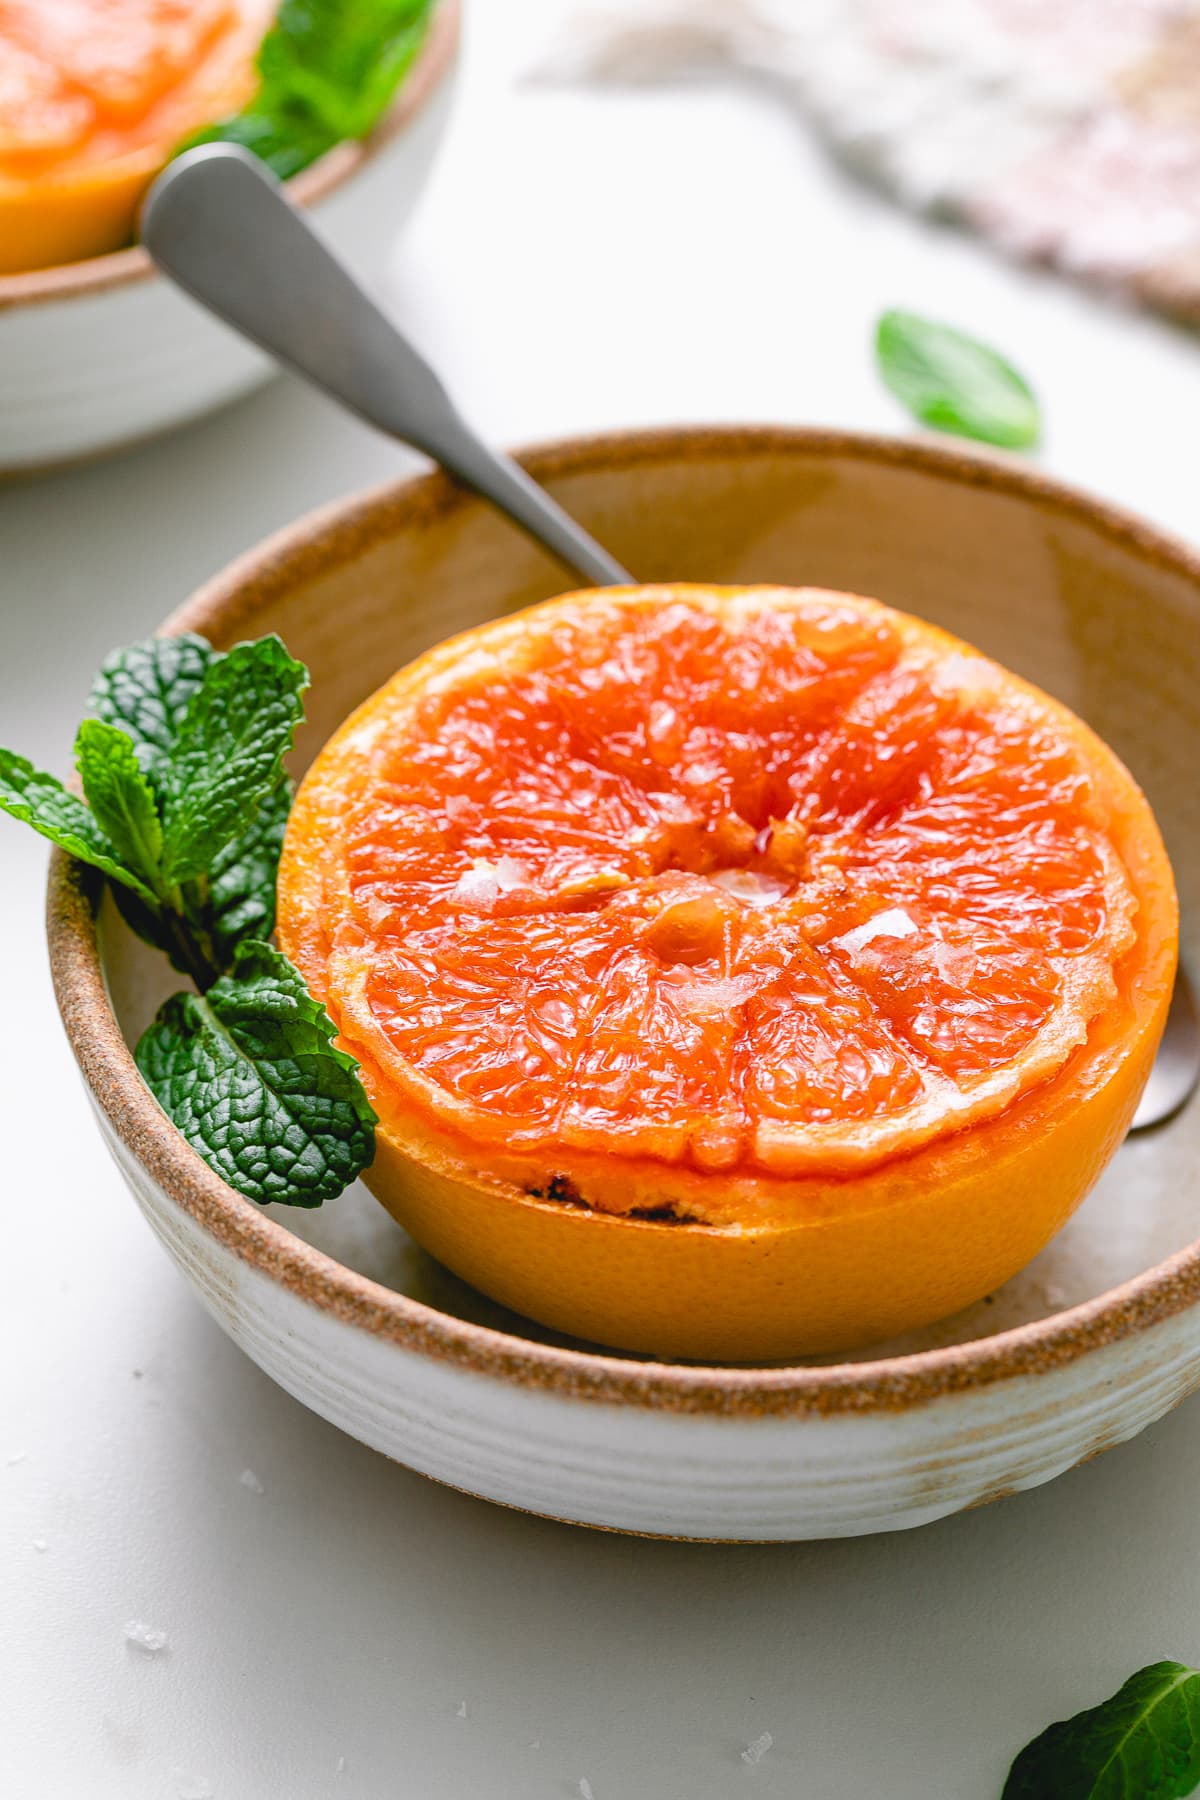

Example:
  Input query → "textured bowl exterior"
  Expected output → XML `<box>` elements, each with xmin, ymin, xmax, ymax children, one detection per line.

<box><xmin>48</xmin><ymin>426</ymin><xmax>1200</xmax><ymax>1540</ymax></box>
<box><xmin>94</xmin><ymin>1095</ymin><xmax>1200</xmax><ymax>1540</ymax></box>
<box><xmin>0</xmin><ymin>7</ymin><xmax>458</xmax><ymax>473</ymax></box>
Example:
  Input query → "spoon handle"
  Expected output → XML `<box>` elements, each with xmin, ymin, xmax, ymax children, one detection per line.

<box><xmin>141</xmin><ymin>145</ymin><xmax>632</xmax><ymax>589</ymax></box>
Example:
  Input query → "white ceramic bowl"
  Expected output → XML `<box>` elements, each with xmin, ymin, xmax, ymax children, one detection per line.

<box><xmin>48</xmin><ymin>426</ymin><xmax>1200</xmax><ymax>1541</ymax></box>
<box><xmin>0</xmin><ymin>0</ymin><xmax>459</xmax><ymax>475</ymax></box>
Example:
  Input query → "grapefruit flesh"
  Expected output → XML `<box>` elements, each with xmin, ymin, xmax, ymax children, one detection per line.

<box><xmin>0</xmin><ymin>0</ymin><xmax>272</xmax><ymax>272</ymax></box>
<box><xmin>279</xmin><ymin>586</ymin><xmax>1177</xmax><ymax>1358</ymax></box>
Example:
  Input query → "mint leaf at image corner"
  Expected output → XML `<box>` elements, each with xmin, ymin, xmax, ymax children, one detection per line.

<box><xmin>181</xmin><ymin>0</ymin><xmax>438</xmax><ymax>179</ymax></box>
<box><xmin>157</xmin><ymin>636</ymin><xmax>307</xmax><ymax>887</ymax></box>
<box><xmin>1003</xmin><ymin>1662</ymin><xmax>1200</xmax><ymax>1800</ymax></box>
<box><xmin>875</xmin><ymin>310</ymin><xmax>1041</xmax><ymax>450</ymax></box>
<box><xmin>135</xmin><ymin>941</ymin><xmax>377</xmax><ymax>1207</ymax></box>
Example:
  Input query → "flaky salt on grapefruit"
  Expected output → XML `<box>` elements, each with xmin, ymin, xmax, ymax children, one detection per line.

<box><xmin>278</xmin><ymin>585</ymin><xmax>1177</xmax><ymax>1360</ymax></box>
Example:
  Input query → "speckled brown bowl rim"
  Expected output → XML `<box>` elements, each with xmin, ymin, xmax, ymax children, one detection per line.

<box><xmin>46</xmin><ymin>424</ymin><xmax>1200</xmax><ymax>1418</ymax></box>
<box><xmin>0</xmin><ymin>0</ymin><xmax>459</xmax><ymax>313</ymax></box>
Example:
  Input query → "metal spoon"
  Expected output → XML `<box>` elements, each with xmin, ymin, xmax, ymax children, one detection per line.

<box><xmin>140</xmin><ymin>145</ymin><xmax>1199</xmax><ymax>1132</ymax></box>
<box><xmin>142</xmin><ymin>146</ymin><xmax>630</xmax><ymax>588</ymax></box>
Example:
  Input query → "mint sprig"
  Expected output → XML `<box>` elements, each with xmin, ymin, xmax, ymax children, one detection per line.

<box><xmin>875</xmin><ymin>310</ymin><xmax>1042</xmax><ymax>450</ymax></box>
<box><xmin>0</xmin><ymin>632</ymin><xmax>374</xmax><ymax>1210</ymax></box>
<box><xmin>1003</xmin><ymin>1661</ymin><xmax>1200</xmax><ymax>1799</ymax></box>
<box><xmin>179</xmin><ymin>0</ymin><xmax>439</xmax><ymax>181</ymax></box>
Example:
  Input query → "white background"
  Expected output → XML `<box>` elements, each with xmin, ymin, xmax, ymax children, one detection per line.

<box><xmin>6</xmin><ymin>5</ymin><xmax>1200</xmax><ymax>1795</ymax></box>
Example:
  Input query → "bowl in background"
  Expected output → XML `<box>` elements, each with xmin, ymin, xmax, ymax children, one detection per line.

<box><xmin>47</xmin><ymin>425</ymin><xmax>1200</xmax><ymax>1540</ymax></box>
<box><xmin>0</xmin><ymin>0</ymin><xmax>460</xmax><ymax>475</ymax></box>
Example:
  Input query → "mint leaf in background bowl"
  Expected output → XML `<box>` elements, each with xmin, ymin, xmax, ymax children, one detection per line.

<box><xmin>181</xmin><ymin>0</ymin><xmax>440</xmax><ymax>180</ymax></box>
<box><xmin>875</xmin><ymin>310</ymin><xmax>1042</xmax><ymax>450</ymax></box>
<box><xmin>1003</xmin><ymin>1661</ymin><xmax>1200</xmax><ymax>1799</ymax></box>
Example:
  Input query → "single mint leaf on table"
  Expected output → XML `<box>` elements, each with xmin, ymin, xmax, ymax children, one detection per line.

<box><xmin>1003</xmin><ymin>1661</ymin><xmax>1200</xmax><ymax>1800</ymax></box>
<box><xmin>179</xmin><ymin>0</ymin><xmax>437</xmax><ymax>179</ymax></box>
<box><xmin>74</xmin><ymin>720</ymin><xmax>164</xmax><ymax>893</ymax></box>
<box><xmin>157</xmin><ymin>636</ymin><xmax>307</xmax><ymax>886</ymax></box>
<box><xmin>0</xmin><ymin>749</ymin><xmax>158</xmax><ymax>906</ymax></box>
<box><xmin>89</xmin><ymin>634</ymin><xmax>216</xmax><ymax>781</ymax></box>
<box><xmin>875</xmin><ymin>310</ymin><xmax>1041</xmax><ymax>450</ymax></box>
<box><xmin>135</xmin><ymin>941</ymin><xmax>377</xmax><ymax>1207</ymax></box>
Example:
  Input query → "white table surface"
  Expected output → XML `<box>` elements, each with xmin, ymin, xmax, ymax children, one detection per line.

<box><xmin>6</xmin><ymin>6</ymin><xmax>1200</xmax><ymax>1796</ymax></box>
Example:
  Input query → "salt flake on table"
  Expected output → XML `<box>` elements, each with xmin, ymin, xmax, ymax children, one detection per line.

<box><xmin>6</xmin><ymin>1449</ymin><xmax>28</xmax><ymax>1466</ymax></box>
<box><xmin>173</xmin><ymin>1771</ymin><xmax>213</xmax><ymax>1799</ymax></box>
<box><xmin>741</xmin><ymin>1731</ymin><xmax>774</xmax><ymax>1765</ymax></box>
<box><xmin>31</xmin><ymin>1537</ymin><xmax>47</xmax><ymax>1552</ymax></box>
<box><xmin>336</xmin><ymin>1756</ymin><xmax>346</xmax><ymax>1775</ymax></box>
<box><xmin>238</xmin><ymin>1468</ymin><xmax>264</xmax><ymax>1495</ymax></box>
<box><xmin>579</xmin><ymin>1781</ymin><xmax>595</xmax><ymax>1800</ymax></box>
<box><xmin>455</xmin><ymin>1700</ymin><xmax>468</xmax><ymax>1718</ymax></box>
<box><xmin>125</xmin><ymin>1619</ymin><xmax>169</xmax><ymax>1653</ymax></box>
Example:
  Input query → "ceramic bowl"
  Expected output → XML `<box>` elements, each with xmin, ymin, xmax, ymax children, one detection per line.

<box><xmin>47</xmin><ymin>426</ymin><xmax>1200</xmax><ymax>1542</ymax></box>
<box><xmin>0</xmin><ymin>0</ymin><xmax>459</xmax><ymax>475</ymax></box>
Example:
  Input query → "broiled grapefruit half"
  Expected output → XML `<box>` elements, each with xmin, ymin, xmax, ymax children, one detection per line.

<box><xmin>278</xmin><ymin>585</ymin><xmax>1178</xmax><ymax>1360</ymax></box>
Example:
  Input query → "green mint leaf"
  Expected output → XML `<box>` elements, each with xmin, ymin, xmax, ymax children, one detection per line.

<box><xmin>158</xmin><ymin>636</ymin><xmax>307</xmax><ymax>886</ymax></box>
<box><xmin>875</xmin><ymin>310</ymin><xmax>1041</xmax><ymax>450</ymax></box>
<box><xmin>89</xmin><ymin>634</ymin><xmax>216</xmax><ymax>781</ymax></box>
<box><xmin>258</xmin><ymin>0</ymin><xmax>434</xmax><ymax>138</ymax></box>
<box><xmin>177</xmin><ymin>0</ymin><xmax>436</xmax><ymax>179</ymax></box>
<box><xmin>74</xmin><ymin>720</ymin><xmax>164</xmax><ymax>891</ymax></box>
<box><xmin>135</xmin><ymin>940</ymin><xmax>376</xmax><ymax>1207</ymax></box>
<box><xmin>0</xmin><ymin>748</ymin><xmax>157</xmax><ymax>906</ymax></box>
<box><xmin>89</xmin><ymin>633</ymin><xmax>294</xmax><ymax>973</ymax></box>
<box><xmin>186</xmin><ymin>779</ymin><xmax>293</xmax><ymax>969</ymax></box>
<box><xmin>204</xmin><ymin>779</ymin><xmax>293</xmax><ymax>958</ymax></box>
<box><xmin>1003</xmin><ymin>1662</ymin><xmax>1200</xmax><ymax>1799</ymax></box>
<box><xmin>181</xmin><ymin>108</ymin><xmax>337</xmax><ymax>182</ymax></box>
